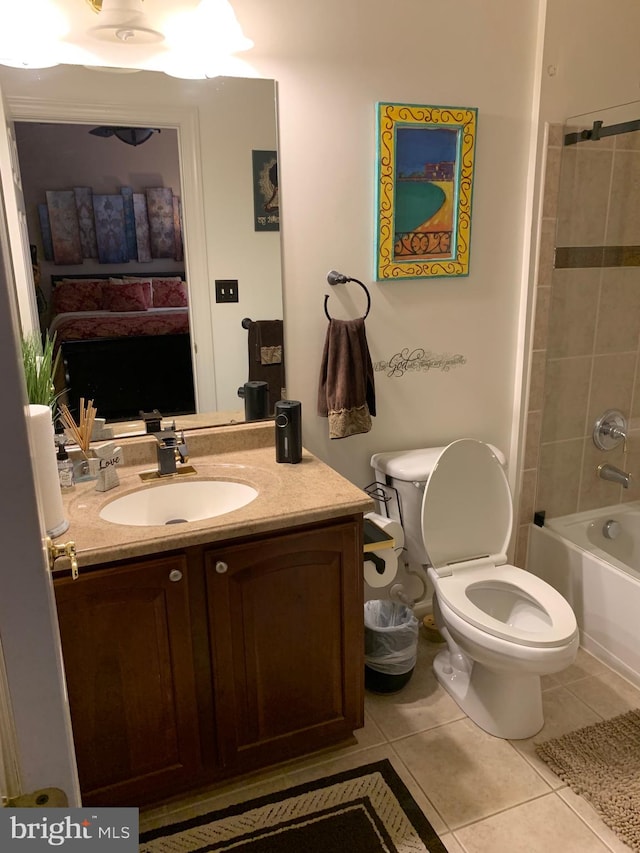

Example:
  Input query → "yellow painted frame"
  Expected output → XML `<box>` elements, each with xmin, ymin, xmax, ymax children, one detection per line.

<box><xmin>375</xmin><ymin>103</ymin><xmax>477</xmax><ymax>280</ymax></box>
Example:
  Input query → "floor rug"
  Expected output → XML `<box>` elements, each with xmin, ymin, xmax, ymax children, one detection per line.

<box><xmin>536</xmin><ymin>708</ymin><xmax>640</xmax><ymax>852</ymax></box>
<box><xmin>139</xmin><ymin>759</ymin><xmax>446</xmax><ymax>852</ymax></box>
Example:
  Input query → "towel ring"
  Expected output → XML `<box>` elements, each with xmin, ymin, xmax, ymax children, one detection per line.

<box><xmin>324</xmin><ymin>270</ymin><xmax>371</xmax><ymax>321</ymax></box>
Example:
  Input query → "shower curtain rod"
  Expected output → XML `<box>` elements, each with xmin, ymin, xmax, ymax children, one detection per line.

<box><xmin>564</xmin><ymin>117</ymin><xmax>640</xmax><ymax>145</ymax></box>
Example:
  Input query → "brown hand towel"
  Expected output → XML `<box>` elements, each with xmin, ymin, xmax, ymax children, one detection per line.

<box><xmin>246</xmin><ymin>319</ymin><xmax>285</xmax><ymax>412</ymax></box>
<box><xmin>317</xmin><ymin>317</ymin><xmax>376</xmax><ymax>439</ymax></box>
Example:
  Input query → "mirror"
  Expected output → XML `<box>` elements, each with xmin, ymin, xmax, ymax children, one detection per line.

<box><xmin>0</xmin><ymin>64</ymin><xmax>284</xmax><ymax>439</ymax></box>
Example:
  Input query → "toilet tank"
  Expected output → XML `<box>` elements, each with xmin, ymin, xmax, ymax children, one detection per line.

<box><xmin>370</xmin><ymin>447</ymin><xmax>447</xmax><ymax>567</ymax></box>
<box><xmin>370</xmin><ymin>444</ymin><xmax>507</xmax><ymax>568</ymax></box>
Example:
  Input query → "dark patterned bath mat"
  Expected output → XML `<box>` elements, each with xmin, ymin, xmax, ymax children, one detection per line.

<box><xmin>139</xmin><ymin>759</ymin><xmax>446</xmax><ymax>852</ymax></box>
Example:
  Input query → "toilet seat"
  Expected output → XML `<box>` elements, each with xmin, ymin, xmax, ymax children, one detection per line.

<box><xmin>434</xmin><ymin>563</ymin><xmax>577</xmax><ymax>648</ymax></box>
<box><xmin>420</xmin><ymin>439</ymin><xmax>577</xmax><ymax>648</ymax></box>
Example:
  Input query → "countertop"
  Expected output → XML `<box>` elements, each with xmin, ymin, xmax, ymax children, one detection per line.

<box><xmin>55</xmin><ymin>421</ymin><xmax>374</xmax><ymax>571</ymax></box>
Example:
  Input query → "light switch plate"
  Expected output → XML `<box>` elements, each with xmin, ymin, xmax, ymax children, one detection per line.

<box><xmin>215</xmin><ymin>279</ymin><xmax>239</xmax><ymax>303</ymax></box>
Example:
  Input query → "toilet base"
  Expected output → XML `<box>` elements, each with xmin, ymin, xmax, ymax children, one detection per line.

<box><xmin>433</xmin><ymin>648</ymin><xmax>544</xmax><ymax>739</ymax></box>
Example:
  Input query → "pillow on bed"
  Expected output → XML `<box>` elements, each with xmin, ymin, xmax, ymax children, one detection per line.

<box><xmin>151</xmin><ymin>277</ymin><xmax>188</xmax><ymax>308</ymax></box>
<box><xmin>102</xmin><ymin>279</ymin><xmax>152</xmax><ymax>312</ymax></box>
<box><xmin>52</xmin><ymin>279</ymin><xmax>104</xmax><ymax>314</ymax></box>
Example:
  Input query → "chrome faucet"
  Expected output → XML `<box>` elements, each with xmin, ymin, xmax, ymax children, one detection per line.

<box><xmin>597</xmin><ymin>463</ymin><xmax>632</xmax><ymax>489</ymax></box>
<box><xmin>155</xmin><ymin>430</ymin><xmax>189</xmax><ymax>476</ymax></box>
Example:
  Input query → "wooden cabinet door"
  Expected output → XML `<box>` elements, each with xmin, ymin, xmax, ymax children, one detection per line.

<box><xmin>54</xmin><ymin>554</ymin><xmax>201</xmax><ymax>806</ymax></box>
<box><xmin>206</xmin><ymin>519</ymin><xmax>364</xmax><ymax>771</ymax></box>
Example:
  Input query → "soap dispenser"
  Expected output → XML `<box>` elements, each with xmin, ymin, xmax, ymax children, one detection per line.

<box><xmin>56</xmin><ymin>441</ymin><xmax>75</xmax><ymax>492</ymax></box>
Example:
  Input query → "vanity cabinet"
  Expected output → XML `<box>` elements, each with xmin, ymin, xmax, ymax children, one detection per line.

<box><xmin>53</xmin><ymin>553</ymin><xmax>201</xmax><ymax>807</ymax></box>
<box><xmin>53</xmin><ymin>515</ymin><xmax>364</xmax><ymax>807</ymax></box>
<box><xmin>205</xmin><ymin>518</ymin><xmax>364</xmax><ymax>773</ymax></box>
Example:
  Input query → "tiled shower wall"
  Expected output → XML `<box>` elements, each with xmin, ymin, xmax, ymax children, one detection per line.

<box><xmin>516</xmin><ymin>118</ymin><xmax>640</xmax><ymax>566</ymax></box>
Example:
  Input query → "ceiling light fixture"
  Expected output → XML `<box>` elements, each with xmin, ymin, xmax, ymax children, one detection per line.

<box><xmin>88</xmin><ymin>0</ymin><xmax>164</xmax><ymax>45</ymax></box>
<box><xmin>89</xmin><ymin>126</ymin><xmax>161</xmax><ymax>146</ymax></box>
<box><xmin>0</xmin><ymin>1</ymin><xmax>254</xmax><ymax>79</ymax></box>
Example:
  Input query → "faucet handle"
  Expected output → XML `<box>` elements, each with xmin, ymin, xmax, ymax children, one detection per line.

<box><xmin>177</xmin><ymin>431</ymin><xmax>189</xmax><ymax>463</ymax></box>
<box><xmin>593</xmin><ymin>410</ymin><xmax>627</xmax><ymax>452</ymax></box>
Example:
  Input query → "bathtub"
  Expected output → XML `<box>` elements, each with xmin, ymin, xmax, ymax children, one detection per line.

<box><xmin>527</xmin><ymin>502</ymin><xmax>640</xmax><ymax>688</ymax></box>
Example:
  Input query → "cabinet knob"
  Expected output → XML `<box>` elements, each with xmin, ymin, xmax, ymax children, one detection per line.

<box><xmin>215</xmin><ymin>560</ymin><xmax>228</xmax><ymax>574</ymax></box>
<box><xmin>169</xmin><ymin>569</ymin><xmax>183</xmax><ymax>582</ymax></box>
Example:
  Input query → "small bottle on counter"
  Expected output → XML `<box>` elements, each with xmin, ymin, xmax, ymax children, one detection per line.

<box><xmin>56</xmin><ymin>441</ymin><xmax>75</xmax><ymax>492</ymax></box>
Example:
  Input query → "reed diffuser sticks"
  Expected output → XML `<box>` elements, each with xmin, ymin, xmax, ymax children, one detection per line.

<box><xmin>59</xmin><ymin>399</ymin><xmax>97</xmax><ymax>457</ymax></box>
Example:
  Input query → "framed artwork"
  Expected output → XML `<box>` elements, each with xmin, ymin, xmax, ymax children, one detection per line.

<box><xmin>252</xmin><ymin>150</ymin><xmax>279</xmax><ymax>231</ymax></box>
<box><xmin>46</xmin><ymin>190</ymin><xmax>83</xmax><ymax>265</ymax></box>
<box><xmin>375</xmin><ymin>103</ymin><xmax>477</xmax><ymax>280</ymax></box>
<box><xmin>146</xmin><ymin>187</ymin><xmax>176</xmax><ymax>259</ymax></box>
<box><xmin>92</xmin><ymin>194</ymin><xmax>128</xmax><ymax>264</ymax></box>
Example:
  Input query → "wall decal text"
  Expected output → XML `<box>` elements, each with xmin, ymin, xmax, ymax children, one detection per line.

<box><xmin>374</xmin><ymin>348</ymin><xmax>467</xmax><ymax>378</ymax></box>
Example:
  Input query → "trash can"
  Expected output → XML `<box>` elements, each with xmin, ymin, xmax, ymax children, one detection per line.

<box><xmin>364</xmin><ymin>600</ymin><xmax>419</xmax><ymax>693</ymax></box>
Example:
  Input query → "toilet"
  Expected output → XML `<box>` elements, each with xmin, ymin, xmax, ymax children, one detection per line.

<box><xmin>370</xmin><ymin>438</ymin><xmax>579</xmax><ymax>739</ymax></box>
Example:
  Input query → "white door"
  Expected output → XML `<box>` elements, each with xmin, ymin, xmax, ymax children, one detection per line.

<box><xmin>0</xmin><ymin>85</ymin><xmax>38</xmax><ymax>337</ymax></box>
<box><xmin>0</xmin><ymin>119</ymin><xmax>80</xmax><ymax>805</ymax></box>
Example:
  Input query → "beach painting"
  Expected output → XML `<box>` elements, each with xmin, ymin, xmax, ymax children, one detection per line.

<box><xmin>375</xmin><ymin>103</ymin><xmax>477</xmax><ymax>280</ymax></box>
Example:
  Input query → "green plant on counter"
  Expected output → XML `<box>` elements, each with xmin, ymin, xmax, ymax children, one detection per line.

<box><xmin>21</xmin><ymin>331</ymin><xmax>61</xmax><ymax>410</ymax></box>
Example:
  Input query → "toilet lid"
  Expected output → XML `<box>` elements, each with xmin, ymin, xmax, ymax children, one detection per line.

<box><xmin>421</xmin><ymin>439</ymin><xmax>513</xmax><ymax>573</ymax></box>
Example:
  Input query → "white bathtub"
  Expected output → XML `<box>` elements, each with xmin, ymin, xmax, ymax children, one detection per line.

<box><xmin>527</xmin><ymin>502</ymin><xmax>640</xmax><ymax>688</ymax></box>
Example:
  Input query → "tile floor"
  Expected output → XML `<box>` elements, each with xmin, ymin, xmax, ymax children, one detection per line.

<box><xmin>140</xmin><ymin>633</ymin><xmax>639</xmax><ymax>852</ymax></box>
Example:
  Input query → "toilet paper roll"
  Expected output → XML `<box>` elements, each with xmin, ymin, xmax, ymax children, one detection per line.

<box><xmin>364</xmin><ymin>549</ymin><xmax>399</xmax><ymax>588</ymax></box>
<box><xmin>27</xmin><ymin>405</ymin><xmax>69</xmax><ymax>538</ymax></box>
<box><xmin>364</xmin><ymin>512</ymin><xmax>405</xmax><ymax>551</ymax></box>
<box><xmin>364</xmin><ymin>512</ymin><xmax>404</xmax><ymax>588</ymax></box>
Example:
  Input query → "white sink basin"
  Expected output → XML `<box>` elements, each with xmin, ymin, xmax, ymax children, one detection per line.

<box><xmin>99</xmin><ymin>480</ymin><xmax>258</xmax><ymax>527</ymax></box>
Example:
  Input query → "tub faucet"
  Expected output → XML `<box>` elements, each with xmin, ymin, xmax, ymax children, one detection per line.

<box><xmin>597</xmin><ymin>462</ymin><xmax>632</xmax><ymax>489</ymax></box>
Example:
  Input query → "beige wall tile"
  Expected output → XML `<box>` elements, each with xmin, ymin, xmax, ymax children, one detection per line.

<box><xmin>542</xmin><ymin>144</ymin><xmax>561</xmax><ymax>220</ymax></box>
<box><xmin>514</xmin><ymin>523</ymin><xmax>530</xmax><ymax>568</ymax></box>
<box><xmin>547</xmin><ymin>268</ymin><xmax>600</xmax><ymax>357</ymax></box>
<box><xmin>537</xmin><ymin>439</ymin><xmax>584</xmax><ymax>518</ymax></box>
<box><xmin>615</xmin><ymin>128</ymin><xmax>640</xmax><ymax>151</ymax></box>
<box><xmin>547</xmin><ymin>123</ymin><xmax>564</xmax><ymax>148</ymax></box>
<box><xmin>595</xmin><ymin>268</ymin><xmax>640</xmax><ymax>353</ymax></box>
<box><xmin>586</xmin><ymin>352</ymin><xmax>635</xmax><ymax>429</ymax></box>
<box><xmin>578</xmin><ymin>440</ymin><xmax>625</xmax><ymax>511</ymax></box>
<box><xmin>620</xmin><ymin>429</ymin><xmax>640</xmax><ymax>502</ymax></box>
<box><xmin>532</xmin><ymin>285</ymin><xmax>551</xmax><ymax>350</ymax></box>
<box><xmin>541</xmin><ymin>357</ymin><xmax>591</xmax><ymax>442</ymax></box>
<box><xmin>629</xmin><ymin>361</ymin><xmax>640</xmax><ymax>420</ymax></box>
<box><xmin>528</xmin><ymin>350</ymin><xmax>547</xmax><ymax>411</ymax></box>
<box><xmin>518</xmin><ymin>468</ymin><xmax>537</xmax><ymax>526</ymax></box>
<box><xmin>524</xmin><ymin>409</ymin><xmax>541</xmax><ymax>469</ymax></box>
<box><xmin>537</xmin><ymin>218</ymin><xmax>557</xmax><ymax>288</ymax></box>
<box><xmin>556</xmin><ymin>148</ymin><xmax>613</xmax><ymax>246</ymax></box>
<box><xmin>606</xmin><ymin>150</ymin><xmax>640</xmax><ymax>244</ymax></box>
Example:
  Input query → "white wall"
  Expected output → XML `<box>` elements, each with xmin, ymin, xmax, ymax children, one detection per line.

<box><xmin>541</xmin><ymin>0</ymin><xmax>640</xmax><ymax>124</ymax></box>
<box><xmin>231</xmin><ymin>0</ymin><xmax>544</xmax><ymax>490</ymax></box>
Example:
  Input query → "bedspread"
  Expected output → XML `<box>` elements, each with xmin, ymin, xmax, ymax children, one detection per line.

<box><xmin>49</xmin><ymin>307</ymin><xmax>189</xmax><ymax>343</ymax></box>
